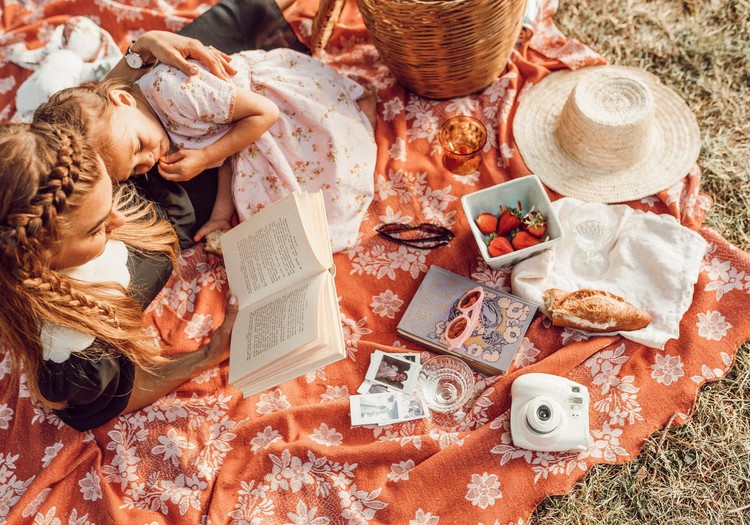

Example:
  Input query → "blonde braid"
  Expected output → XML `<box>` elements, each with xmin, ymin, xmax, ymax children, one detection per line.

<box><xmin>21</xmin><ymin>271</ymin><xmax>119</xmax><ymax>325</ymax></box>
<box><xmin>6</xmin><ymin>129</ymin><xmax>79</xmax><ymax>242</ymax></box>
<box><xmin>13</xmin><ymin>129</ymin><xmax>120</xmax><ymax>325</ymax></box>
<box><xmin>35</xmin><ymin>128</ymin><xmax>81</xmax><ymax>219</ymax></box>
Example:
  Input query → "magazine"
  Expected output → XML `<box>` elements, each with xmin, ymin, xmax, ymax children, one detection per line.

<box><xmin>397</xmin><ymin>266</ymin><xmax>537</xmax><ymax>374</ymax></box>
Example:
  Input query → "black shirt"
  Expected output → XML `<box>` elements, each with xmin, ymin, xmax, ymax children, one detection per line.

<box><xmin>37</xmin><ymin>249</ymin><xmax>172</xmax><ymax>432</ymax></box>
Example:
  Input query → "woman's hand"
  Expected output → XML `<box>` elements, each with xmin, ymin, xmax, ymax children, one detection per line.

<box><xmin>131</xmin><ymin>31</ymin><xmax>237</xmax><ymax>80</ymax></box>
<box><xmin>105</xmin><ymin>31</ymin><xmax>237</xmax><ymax>83</ymax></box>
<box><xmin>122</xmin><ymin>293</ymin><xmax>239</xmax><ymax>414</ymax></box>
<box><xmin>204</xmin><ymin>295</ymin><xmax>239</xmax><ymax>368</ymax></box>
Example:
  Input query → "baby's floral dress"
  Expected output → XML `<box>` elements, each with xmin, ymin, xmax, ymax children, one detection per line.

<box><xmin>138</xmin><ymin>48</ymin><xmax>376</xmax><ymax>252</ymax></box>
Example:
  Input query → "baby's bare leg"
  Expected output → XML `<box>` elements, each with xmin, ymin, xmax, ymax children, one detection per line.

<box><xmin>194</xmin><ymin>161</ymin><xmax>234</xmax><ymax>243</ymax></box>
<box><xmin>357</xmin><ymin>90</ymin><xmax>377</xmax><ymax>131</ymax></box>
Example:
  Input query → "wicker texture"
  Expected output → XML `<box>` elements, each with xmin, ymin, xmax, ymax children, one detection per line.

<box><xmin>310</xmin><ymin>0</ymin><xmax>345</xmax><ymax>53</ymax></box>
<box><xmin>357</xmin><ymin>0</ymin><xmax>527</xmax><ymax>99</ymax></box>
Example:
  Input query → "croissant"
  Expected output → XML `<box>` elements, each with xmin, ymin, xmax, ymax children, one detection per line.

<box><xmin>543</xmin><ymin>288</ymin><xmax>652</xmax><ymax>332</ymax></box>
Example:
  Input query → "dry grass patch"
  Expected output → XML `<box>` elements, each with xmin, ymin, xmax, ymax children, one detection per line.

<box><xmin>531</xmin><ymin>0</ymin><xmax>750</xmax><ymax>523</ymax></box>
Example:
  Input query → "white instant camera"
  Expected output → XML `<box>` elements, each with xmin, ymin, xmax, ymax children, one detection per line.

<box><xmin>510</xmin><ymin>373</ymin><xmax>593</xmax><ymax>452</ymax></box>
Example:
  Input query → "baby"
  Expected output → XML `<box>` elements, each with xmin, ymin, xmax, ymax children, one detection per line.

<box><xmin>35</xmin><ymin>48</ymin><xmax>377</xmax><ymax>252</ymax></box>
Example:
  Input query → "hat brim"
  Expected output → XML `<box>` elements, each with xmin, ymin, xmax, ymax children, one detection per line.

<box><xmin>513</xmin><ymin>65</ymin><xmax>701</xmax><ymax>203</ymax></box>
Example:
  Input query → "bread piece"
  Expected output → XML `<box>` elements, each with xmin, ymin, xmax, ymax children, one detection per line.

<box><xmin>543</xmin><ymin>288</ymin><xmax>651</xmax><ymax>332</ymax></box>
<box><xmin>204</xmin><ymin>230</ymin><xmax>226</xmax><ymax>256</ymax></box>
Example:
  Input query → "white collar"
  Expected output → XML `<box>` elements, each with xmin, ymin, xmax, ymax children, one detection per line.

<box><xmin>41</xmin><ymin>240</ymin><xmax>131</xmax><ymax>363</ymax></box>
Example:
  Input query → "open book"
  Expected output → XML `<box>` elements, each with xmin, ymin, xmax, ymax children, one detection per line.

<box><xmin>221</xmin><ymin>191</ymin><xmax>346</xmax><ymax>397</ymax></box>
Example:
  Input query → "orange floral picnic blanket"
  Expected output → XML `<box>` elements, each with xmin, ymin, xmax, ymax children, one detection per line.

<box><xmin>2</xmin><ymin>0</ymin><xmax>749</xmax><ymax>523</ymax></box>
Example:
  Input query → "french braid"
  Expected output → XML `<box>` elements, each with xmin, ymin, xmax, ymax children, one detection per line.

<box><xmin>22</xmin><ymin>271</ymin><xmax>119</xmax><ymax>325</ymax></box>
<box><xmin>0</xmin><ymin>122</ymin><xmax>178</xmax><ymax>407</ymax></box>
<box><xmin>3</xmin><ymin>127</ymin><xmax>119</xmax><ymax>324</ymax></box>
<box><xmin>1</xmin><ymin>127</ymin><xmax>79</xmax><ymax>267</ymax></box>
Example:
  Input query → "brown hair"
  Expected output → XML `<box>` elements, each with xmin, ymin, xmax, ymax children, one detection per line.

<box><xmin>33</xmin><ymin>79</ymin><xmax>130</xmax><ymax>179</ymax></box>
<box><xmin>0</xmin><ymin>122</ymin><xmax>178</xmax><ymax>407</ymax></box>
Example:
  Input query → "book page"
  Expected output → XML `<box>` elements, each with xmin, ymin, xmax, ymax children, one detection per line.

<box><xmin>297</xmin><ymin>192</ymin><xmax>334</xmax><ymax>272</ymax></box>
<box><xmin>246</xmin><ymin>267</ymin><xmax>344</xmax><ymax>380</ymax></box>
<box><xmin>228</xmin><ymin>272</ymin><xmax>328</xmax><ymax>385</ymax></box>
<box><xmin>221</xmin><ymin>192</ymin><xmax>331</xmax><ymax>307</ymax></box>
<box><xmin>231</xmin><ymin>269</ymin><xmax>346</xmax><ymax>397</ymax></box>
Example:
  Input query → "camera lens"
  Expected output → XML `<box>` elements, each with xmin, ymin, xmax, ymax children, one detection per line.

<box><xmin>525</xmin><ymin>397</ymin><xmax>561</xmax><ymax>435</ymax></box>
<box><xmin>537</xmin><ymin>404</ymin><xmax>551</xmax><ymax>421</ymax></box>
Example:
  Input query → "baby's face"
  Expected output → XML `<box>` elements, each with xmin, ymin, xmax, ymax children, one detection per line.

<box><xmin>106</xmin><ymin>98</ymin><xmax>170</xmax><ymax>181</ymax></box>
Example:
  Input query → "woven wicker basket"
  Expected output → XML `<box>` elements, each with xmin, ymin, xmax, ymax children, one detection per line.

<box><xmin>357</xmin><ymin>0</ymin><xmax>527</xmax><ymax>99</ymax></box>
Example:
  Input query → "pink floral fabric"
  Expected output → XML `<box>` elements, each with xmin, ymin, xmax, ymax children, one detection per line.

<box><xmin>139</xmin><ymin>48</ymin><xmax>377</xmax><ymax>252</ymax></box>
<box><xmin>139</xmin><ymin>62</ymin><xmax>237</xmax><ymax>151</ymax></box>
<box><xmin>0</xmin><ymin>0</ymin><xmax>749</xmax><ymax>524</ymax></box>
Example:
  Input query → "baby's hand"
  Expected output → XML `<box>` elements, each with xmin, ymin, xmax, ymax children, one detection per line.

<box><xmin>194</xmin><ymin>218</ymin><xmax>232</xmax><ymax>243</ymax></box>
<box><xmin>158</xmin><ymin>149</ymin><xmax>209</xmax><ymax>182</ymax></box>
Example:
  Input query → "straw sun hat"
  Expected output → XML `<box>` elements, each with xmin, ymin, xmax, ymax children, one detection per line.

<box><xmin>513</xmin><ymin>65</ymin><xmax>701</xmax><ymax>203</ymax></box>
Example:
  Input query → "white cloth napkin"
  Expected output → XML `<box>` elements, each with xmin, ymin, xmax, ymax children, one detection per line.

<box><xmin>511</xmin><ymin>197</ymin><xmax>708</xmax><ymax>348</ymax></box>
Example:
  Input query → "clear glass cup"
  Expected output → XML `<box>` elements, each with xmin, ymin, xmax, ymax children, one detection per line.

<box><xmin>418</xmin><ymin>355</ymin><xmax>475</xmax><ymax>413</ymax></box>
<box><xmin>568</xmin><ymin>201</ymin><xmax>619</xmax><ymax>278</ymax></box>
<box><xmin>438</xmin><ymin>116</ymin><xmax>488</xmax><ymax>175</ymax></box>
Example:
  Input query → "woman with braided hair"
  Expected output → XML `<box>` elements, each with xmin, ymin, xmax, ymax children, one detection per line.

<box><xmin>0</xmin><ymin>122</ymin><xmax>238</xmax><ymax>431</ymax></box>
<box><xmin>0</xmin><ymin>0</ymin><xmax>306</xmax><ymax>431</ymax></box>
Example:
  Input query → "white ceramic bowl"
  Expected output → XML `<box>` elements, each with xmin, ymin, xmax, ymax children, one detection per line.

<box><xmin>461</xmin><ymin>175</ymin><xmax>564</xmax><ymax>268</ymax></box>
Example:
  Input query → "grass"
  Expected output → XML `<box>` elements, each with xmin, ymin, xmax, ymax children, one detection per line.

<box><xmin>531</xmin><ymin>0</ymin><xmax>750</xmax><ymax>522</ymax></box>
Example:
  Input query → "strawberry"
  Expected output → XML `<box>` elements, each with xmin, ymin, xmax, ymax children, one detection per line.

<box><xmin>512</xmin><ymin>230</ymin><xmax>541</xmax><ymax>250</ymax></box>
<box><xmin>487</xmin><ymin>236</ymin><xmax>514</xmax><ymax>257</ymax></box>
<box><xmin>497</xmin><ymin>209</ymin><xmax>522</xmax><ymax>236</ymax></box>
<box><xmin>524</xmin><ymin>210</ymin><xmax>547</xmax><ymax>238</ymax></box>
<box><xmin>475</xmin><ymin>212</ymin><xmax>498</xmax><ymax>235</ymax></box>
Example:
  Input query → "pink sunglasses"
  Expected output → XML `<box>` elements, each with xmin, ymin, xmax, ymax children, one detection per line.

<box><xmin>444</xmin><ymin>287</ymin><xmax>485</xmax><ymax>350</ymax></box>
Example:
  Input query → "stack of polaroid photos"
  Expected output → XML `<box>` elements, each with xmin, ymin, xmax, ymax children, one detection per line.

<box><xmin>349</xmin><ymin>350</ymin><xmax>429</xmax><ymax>427</ymax></box>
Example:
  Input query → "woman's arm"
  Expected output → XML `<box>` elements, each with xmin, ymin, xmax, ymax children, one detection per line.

<box><xmin>157</xmin><ymin>89</ymin><xmax>280</xmax><ymax>182</ymax></box>
<box><xmin>121</xmin><ymin>296</ymin><xmax>239</xmax><ymax>413</ymax></box>
<box><xmin>105</xmin><ymin>31</ymin><xmax>237</xmax><ymax>84</ymax></box>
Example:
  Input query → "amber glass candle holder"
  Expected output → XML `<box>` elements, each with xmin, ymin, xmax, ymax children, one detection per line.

<box><xmin>438</xmin><ymin>116</ymin><xmax>488</xmax><ymax>175</ymax></box>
